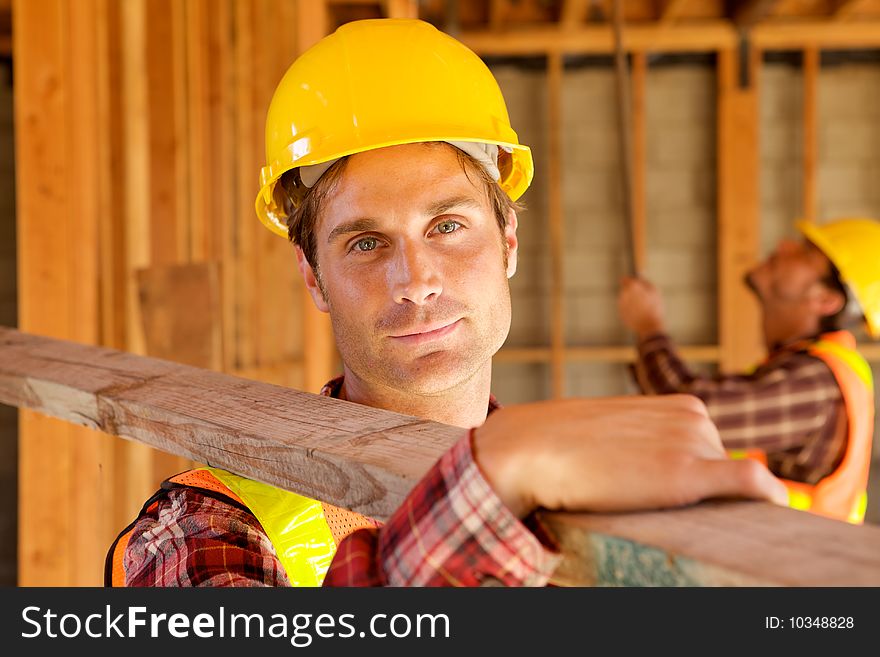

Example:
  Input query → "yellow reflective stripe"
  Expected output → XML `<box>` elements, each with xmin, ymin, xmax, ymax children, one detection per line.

<box><xmin>204</xmin><ymin>468</ymin><xmax>336</xmax><ymax>586</ymax></box>
<box><xmin>850</xmin><ymin>492</ymin><xmax>868</xmax><ymax>525</ymax></box>
<box><xmin>811</xmin><ymin>340</ymin><xmax>874</xmax><ymax>391</ymax></box>
<box><xmin>787</xmin><ymin>488</ymin><xmax>813</xmax><ymax>512</ymax></box>
<box><xmin>727</xmin><ymin>450</ymin><xmax>749</xmax><ymax>460</ymax></box>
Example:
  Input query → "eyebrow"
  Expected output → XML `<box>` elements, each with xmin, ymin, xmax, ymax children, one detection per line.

<box><xmin>425</xmin><ymin>195</ymin><xmax>483</xmax><ymax>217</ymax></box>
<box><xmin>326</xmin><ymin>195</ymin><xmax>484</xmax><ymax>244</ymax></box>
<box><xmin>327</xmin><ymin>218</ymin><xmax>379</xmax><ymax>244</ymax></box>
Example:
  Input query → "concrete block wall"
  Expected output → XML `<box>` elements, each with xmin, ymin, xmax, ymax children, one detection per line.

<box><xmin>490</xmin><ymin>59</ymin><xmax>718</xmax><ymax>403</ymax></box>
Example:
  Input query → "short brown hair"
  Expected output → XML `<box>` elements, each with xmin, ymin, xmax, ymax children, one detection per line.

<box><xmin>278</xmin><ymin>142</ymin><xmax>520</xmax><ymax>270</ymax></box>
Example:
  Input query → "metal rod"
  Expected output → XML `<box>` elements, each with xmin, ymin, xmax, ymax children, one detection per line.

<box><xmin>611</xmin><ymin>0</ymin><xmax>638</xmax><ymax>277</ymax></box>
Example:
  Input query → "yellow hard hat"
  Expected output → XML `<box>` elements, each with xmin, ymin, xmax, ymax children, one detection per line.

<box><xmin>797</xmin><ymin>218</ymin><xmax>880</xmax><ymax>338</ymax></box>
<box><xmin>255</xmin><ymin>18</ymin><xmax>534</xmax><ymax>238</ymax></box>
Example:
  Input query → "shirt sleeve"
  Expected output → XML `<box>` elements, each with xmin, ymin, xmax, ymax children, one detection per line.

<box><xmin>123</xmin><ymin>489</ymin><xmax>290</xmax><ymax>587</ymax></box>
<box><xmin>632</xmin><ymin>333</ymin><xmax>843</xmax><ymax>460</ymax></box>
<box><xmin>323</xmin><ymin>431</ymin><xmax>561</xmax><ymax>587</ymax></box>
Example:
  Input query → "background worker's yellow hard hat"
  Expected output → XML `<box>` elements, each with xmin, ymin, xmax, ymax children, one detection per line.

<box><xmin>255</xmin><ymin>18</ymin><xmax>534</xmax><ymax>238</ymax></box>
<box><xmin>797</xmin><ymin>218</ymin><xmax>880</xmax><ymax>338</ymax></box>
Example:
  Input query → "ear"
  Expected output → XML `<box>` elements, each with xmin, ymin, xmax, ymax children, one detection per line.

<box><xmin>504</xmin><ymin>208</ymin><xmax>519</xmax><ymax>279</ymax></box>
<box><xmin>812</xmin><ymin>285</ymin><xmax>845</xmax><ymax>319</ymax></box>
<box><xmin>295</xmin><ymin>246</ymin><xmax>330</xmax><ymax>313</ymax></box>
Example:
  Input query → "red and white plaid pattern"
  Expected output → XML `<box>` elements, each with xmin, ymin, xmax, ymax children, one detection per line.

<box><xmin>124</xmin><ymin>490</ymin><xmax>290</xmax><ymax>586</ymax></box>
<box><xmin>325</xmin><ymin>433</ymin><xmax>560</xmax><ymax>587</ymax></box>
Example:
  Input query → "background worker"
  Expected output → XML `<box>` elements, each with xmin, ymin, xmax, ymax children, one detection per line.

<box><xmin>618</xmin><ymin>218</ymin><xmax>879</xmax><ymax>524</ymax></box>
<box><xmin>109</xmin><ymin>19</ymin><xmax>786</xmax><ymax>588</ymax></box>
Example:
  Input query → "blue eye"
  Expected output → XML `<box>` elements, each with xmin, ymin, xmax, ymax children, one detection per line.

<box><xmin>353</xmin><ymin>237</ymin><xmax>378</xmax><ymax>252</ymax></box>
<box><xmin>436</xmin><ymin>220</ymin><xmax>461</xmax><ymax>234</ymax></box>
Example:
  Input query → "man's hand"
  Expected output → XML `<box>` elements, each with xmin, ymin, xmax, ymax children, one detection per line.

<box><xmin>618</xmin><ymin>276</ymin><xmax>666</xmax><ymax>339</ymax></box>
<box><xmin>473</xmin><ymin>395</ymin><xmax>788</xmax><ymax>518</ymax></box>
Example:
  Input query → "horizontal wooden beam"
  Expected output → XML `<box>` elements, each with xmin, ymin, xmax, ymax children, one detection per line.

<box><xmin>659</xmin><ymin>0</ymin><xmax>692</xmax><ymax>25</ymax></box>
<box><xmin>460</xmin><ymin>21</ymin><xmax>738</xmax><ymax>54</ymax></box>
<box><xmin>496</xmin><ymin>345</ymin><xmax>721</xmax><ymax>363</ymax></box>
<box><xmin>833</xmin><ymin>0</ymin><xmax>873</xmax><ymax>21</ymax></box>
<box><xmin>0</xmin><ymin>327</ymin><xmax>453</xmax><ymax>522</ymax></box>
<box><xmin>542</xmin><ymin>498</ymin><xmax>880</xmax><ymax>586</ymax></box>
<box><xmin>3</xmin><ymin>326</ymin><xmax>880</xmax><ymax>586</ymax></box>
<box><xmin>498</xmin><ymin>343</ymin><xmax>880</xmax><ymax>364</ymax></box>
<box><xmin>459</xmin><ymin>19</ymin><xmax>880</xmax><ymax>55</ymax></box>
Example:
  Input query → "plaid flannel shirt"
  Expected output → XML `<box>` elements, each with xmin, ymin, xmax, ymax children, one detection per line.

<box><xmin>632</xmin><ymin>333</ymin><xmax>846</xmax><ymax>484</ymax></box>
<box><xmin>121</xmin><ymin>378</ymin><xmax>560</xmax><ymax>587</ymax></box>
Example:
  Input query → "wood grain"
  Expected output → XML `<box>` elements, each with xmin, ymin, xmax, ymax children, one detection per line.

<box><xmin>4</xmin><ymin>327</ymin><xmax>880</xmax><ymax>586</ymax></box>
<box><xmin>717</xmin><ymin>47</ymin><xmax>763</xmax><ymax>371</ymax></box>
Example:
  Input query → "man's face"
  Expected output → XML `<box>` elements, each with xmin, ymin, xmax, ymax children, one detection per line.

<box><xmin>746</xmin><ymin>238</ymin><xmax>832</xmax><ymax>307</ymax></box>
<box><xmin>301</xmin><ymin>143</ymin><xmax>518</xmax><ymax>396</ymax></box>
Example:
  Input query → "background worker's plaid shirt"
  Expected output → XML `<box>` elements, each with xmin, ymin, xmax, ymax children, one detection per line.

<box><xmin>122</xmin><ymin>379</ymin><xmax>560</xmax><ymax>587</ymax></box>
<box><xmin>632</xmin><ymin>333</ymin><xmax>847</xmax><ymax>485</ymax></box>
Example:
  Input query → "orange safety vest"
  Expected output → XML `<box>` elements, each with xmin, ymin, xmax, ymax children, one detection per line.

<box><xmin>729</xmin><ymin>331</ymin><xmax>874</xmax><ymax>524</ymax></box>
<box><xmin>106</xmin><ymin>468</ymin><xmax>379</xmax><ymax>586</ymax></box>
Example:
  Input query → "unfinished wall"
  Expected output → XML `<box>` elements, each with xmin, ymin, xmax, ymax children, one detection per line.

<box><xmin>490</xmin><ymin>53</ymin><xmax>880</xmax><ymax>523</ymax></box>
<box><xmin>490</xmin><ymin>58</ymin><xmax>718</xmax><ymax>404</ymax></box>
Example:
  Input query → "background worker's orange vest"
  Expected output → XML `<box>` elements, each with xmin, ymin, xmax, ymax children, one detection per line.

<box><xmin>106</xmin><ymin>468</ymin><xmax>379</xmax><ymax>586</ymax></box>
<box><xmin>730</xmin><ymin>331</ymin><xmax>874</xmax><ymax>524</ymax></box>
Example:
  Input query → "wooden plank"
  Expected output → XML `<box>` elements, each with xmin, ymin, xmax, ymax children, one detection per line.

<box><xmin>119</xmin><ymin>0</ymin><xmax>175</xmax><ymax>513</ymax></box>
<box><xmin>136</xmin><ymin>262</ymin><xmax>223</xmax><ymax>371</ymax></box>
<box><xmin>658</xmin><ymin>0</ymin><xmax>692</xmax><ymax>24</ymax></box>
<box><xmin>458</xmin><ymin>21</ymin><xmax>880</xmax><ymax>55</ymax></box>
<box><xmin>66</xmin><ymin>0</ymin><xmax>113</xmax><ymax>588</ymax></box>
<box><xmin>233</xmin><ymin>0</ymin><xmax>261</xmax><ymax>373</ymax></box>
<box><xmin>3</xmin><ymin>326</ymin><xmax>880</xmax><ymax>586</ymax></box>
<box><xmin>215</xmin><ymin>0</ymin><xmax>238</xmax><ymax>375</ymax></box>
<box><xmin>0</xmin><ymin>327</ymin><xmax>455</xmax><ymax>521</ymax></box>
<box><xmin>121</xmin><ymin>0</ymin><xmax>151</xmax><ymax>358</ymax></box>
<box><xmin>15</xmin><ymin>0</ymin><xmax>74</xmax><ymax>587</ymax></box>
<box><xmin>752</xmin><ymin>20</ymin><xmax>880</xmax><ymax>48</ymax></box>
<box><xmin>733</xmin><ymin>0</ymin><xmax>784</xmax><ymax>26</ymax></box>
<box><xmin>137</xmin><ymin>261</ymin><xmax>223</xmax><ymax>475</ymax></box>
<box><xmin>92</xmin><ymin>0</ymin><xmax>128</xmax><ymax>573</ymax></box>
<box><xmin>802</xmin><ymin>46</ymin><xmax>819</xmax><ymax>224</ymax></box>
<box><xmin>832</xmin><ymin>0</ymin><xmax>873</xmax><ymax>20</ymax></box>
<box><xmin>145</xmin><ymin>0</ymin><xmax>185</xmax><ymax>269</ymax></box>
<box><xmin>489</xmin><ymin>0</ymin><xmax>509</xmax><ymax>31</ymax></box>
<box><xmin>561</xmin><ymin>0</ymin><xmax>589</xmax><ymax>28</ymax></box>
<box><xmin>542</xmin><ymin>499</ymin><xmax>880</xmax><ymax>586</ymax></box>
<box><xmin>496</xmin><ymin>345</ymin><xmax>721</xmax><ymax>363</ymax></box>
<box><xmin>14</xmin><ymin>0</ymin><xmax>109</xmax><ymax>585</ymax></box>
<box><xmin>144</xmin><ymin>0</ymin><xmax>193</xmax><ymax>486</ymax></box>
<box><xmin>383</xmin><ymin>0</ymin><xmax>418</xmax><ymax>19</ymax></box>
<box><xmin>547</xmin><ymin>52</ymin><xmax>566</xmax><ymax>399</ymax></box>
<box><xmin>717</xmin><ymin>48</ymin><xmax>763</xmax><ymax>371</ymax></box>
<box><xmin>185</xmin><ymin>0</ymin><xmax>209</xmax><ymax>262</ymax></box>
<box><xmin>459</xmin><ymin>22</ymin><xmax>739</xmax><ymax>55</ymax></box>
<box><xmin>97</xmin><ymin>0</ymin><xmax>127</xmax><ymax>352</ymax></box>
<box><xmin>631</xmin><ymin>52</ymin><xmax>647</xmax><ymax>276</ymax></box>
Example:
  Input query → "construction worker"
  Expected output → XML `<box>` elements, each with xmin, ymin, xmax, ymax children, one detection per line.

<box><xmin>618</xmin><ymin>219</ymin><xmax>878</xmax><ymax>524</ymax></box>
<box><xmin>107</xmin><ymin>18</ymin><xmax>785</xmax><ymax>588</ymax></box>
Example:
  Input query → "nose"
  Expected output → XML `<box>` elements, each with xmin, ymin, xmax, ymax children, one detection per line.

<box><xmin>389</xmin><ymin>241</ymin><xmax>443</xmax><ymax>306</ymax></box>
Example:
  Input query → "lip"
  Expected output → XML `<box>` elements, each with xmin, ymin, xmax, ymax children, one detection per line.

<box><xmin>389</xmin><ymin>318</ymin><xmax>462</xmax><ymax>345</ymax></box>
